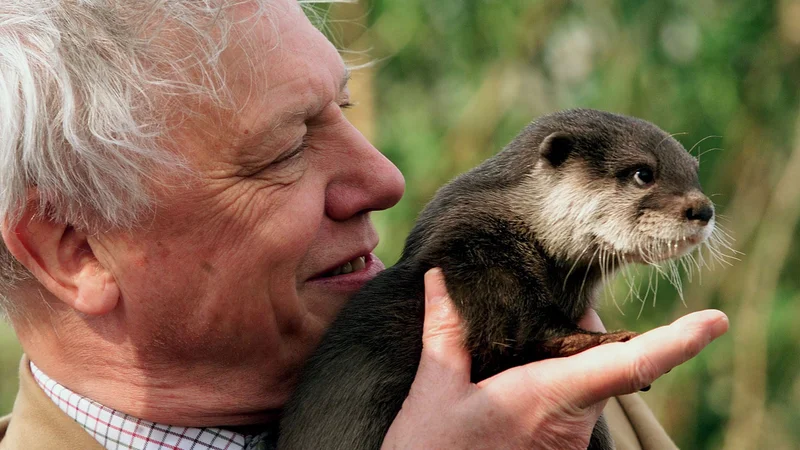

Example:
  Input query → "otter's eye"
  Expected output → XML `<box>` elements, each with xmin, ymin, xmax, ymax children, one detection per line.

<box><xmin>633</xmin><ymin>168</ymin><xmax>655</xmax><ymax>187</ymax></box>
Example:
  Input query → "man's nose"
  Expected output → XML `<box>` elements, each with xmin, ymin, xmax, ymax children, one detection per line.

<box><xmin>325</xmin><ymin>125</ymin><xmax>405</xmax><ymax>221</ymax></box>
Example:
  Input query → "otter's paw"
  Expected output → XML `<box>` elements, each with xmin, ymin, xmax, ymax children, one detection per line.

<box><xmin>599</xmin><ymin>330</ymin><xmax>638</xmax><ymax>344</ymax></box>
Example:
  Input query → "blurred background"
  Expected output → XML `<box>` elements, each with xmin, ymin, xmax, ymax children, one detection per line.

<box><xmin>2</xmin><ymin>0</ymin><xmax>800</xmax><ymax>448</ymax></box>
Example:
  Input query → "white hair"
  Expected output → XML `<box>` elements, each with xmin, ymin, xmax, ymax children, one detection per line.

<box><xmin>0</xmin><ymin>0</ymin><xmax>345</xmax><ymax>314</ymax></box>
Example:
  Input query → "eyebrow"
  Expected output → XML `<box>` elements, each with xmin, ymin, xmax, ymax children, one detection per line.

<box><xmin>279</xmin><ymin>68</ymin><xmax>351</xmax><ymax>125</ymax></box>
<box><xmin>267</xmin><ymin>68</ymin><xmax>352</xmax><ymax>133</ymax></box>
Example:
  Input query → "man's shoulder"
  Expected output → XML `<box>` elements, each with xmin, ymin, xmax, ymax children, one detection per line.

<box><xmin>0</xmin><ymin>357</ymin><xmax>103</xmax><ymax>450</ymax></box>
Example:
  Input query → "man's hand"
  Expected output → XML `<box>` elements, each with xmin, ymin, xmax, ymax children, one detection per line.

<box><xmin>382</xmin><ymin>269</ymin><xmax>728</xmax><ymax>449</ymax></box>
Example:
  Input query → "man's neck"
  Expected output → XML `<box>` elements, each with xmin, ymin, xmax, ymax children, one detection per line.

<box><xmin>27</xmin><ymin>351</ymin><xmax>286</xmax><ymax>426</ymax></box>
<box><xmin>17</xmin><ymin>320</ymin><xmax>290</xmax><ymax>427</ymax></box>
<box><xmin>30</xmin><ymin>360</ymin><xmax>280</xmax><ymax>450</ymax></box>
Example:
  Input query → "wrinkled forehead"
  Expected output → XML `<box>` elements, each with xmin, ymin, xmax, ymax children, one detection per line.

<box><xmin>225</xmin><ymin>0</ymin><xmax>346</xmax><ymax>86</ymax></box>
<box><xmin>165</xmin><ymin>0</ymin><xmax>348</xmax><ymax>157</ymax></box>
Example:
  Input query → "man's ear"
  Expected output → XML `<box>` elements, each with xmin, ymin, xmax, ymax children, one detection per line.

<box><xmin>1</xmin><ymin>204</ymin><xmax>119</xmax><ymax>316</ymax></box>
<box><xmin>539</xmin><ymin>132</ymin><xmax>575</xmax><ymax>168</ymax></box>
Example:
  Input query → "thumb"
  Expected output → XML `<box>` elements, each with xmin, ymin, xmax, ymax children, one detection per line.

<box><xmin>418</xmin><ymin>268</ymin><xmax>472</xmax><ymax>386</ymax></box>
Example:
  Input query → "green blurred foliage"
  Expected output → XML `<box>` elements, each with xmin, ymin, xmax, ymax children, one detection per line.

<box><xmin>2</xmin><ymin>1</ymin><xmax>800</xmax><ymax>449</ymax></box>
<box><xmin>0</xmin><ymin>322</ymin><xmax>22</xmax><ymax>415</ymax></box>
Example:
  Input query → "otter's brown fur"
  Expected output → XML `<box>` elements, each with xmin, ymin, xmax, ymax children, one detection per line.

<box><xmin>278</xmin><ymin>109</ymin><xmax>714</xmax><ymax>450</ymax></box>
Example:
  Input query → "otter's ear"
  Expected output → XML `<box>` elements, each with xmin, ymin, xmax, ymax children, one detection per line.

<box><xmin>539</xmin><ymin>132</ymin><xmax>574</xmax><ymax>167</ymax></box>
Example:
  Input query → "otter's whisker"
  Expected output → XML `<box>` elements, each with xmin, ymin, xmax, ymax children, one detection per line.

<box><xmin>706</xmin><ymin>230</ymin><xmax>727</xmax><ymax>263</ymax></box>
<box><xmin>632</xmin><ymin>262</ymin><xmax>652</xmax><ymax>309</ymax></box>
<box><xmin>579</xmin><ymin>246</ymin><xmax>602</xmax><ymax>298</ymax></box>
<box><xmin>706</xmin><ymin>240</ymin><xmax>731</xmax><ymax>268</ymax></box>
<box><xmin>687</xmin><ymin>252</ymin><xmax>701</xmax><ymax>285</ymax></box>
<box><xmin>637</xmin><ymin>269</ymin><xmax>650</xmax><ymax>319</ymax></box>
<box><xmin>608</xmin><ymin>250</ymin><xmax>625</xmax><ymax>316</ymax></box>
<box><xmin>688</xmin><ymin>135</ymin><xmax>722</xmax><ymax>158</ymax></box>
<box><xmin>696</xmin><ymin>241</ymin><xmax>710</xmax><ymax>270</ymax></box>
<box><xmin>667</xmin><ymin>260</ymin><xmax>686</xmax><ymax>306</ymax></box>
<box><xmin>709</xmin><ymin>229</ymin><xmax>741</xmax><ymax>262</ymax></box>
<box><xmin>621</xmin><ymin>261</ymin><xmax>637</xmax><ymax>307</ymax></box>
<box><xmin>645</xmin><ymin>265</ymin><xmax>656</xmax><ymax>303</ymax></box>
<box><xmin>714</xmin><ymin>223</ymin><xmax>740</xmax><ymax>248</ymax></box>
<box><xmin>563</xmin><ymin>242</ymin><xmax>592</xmax><ymax>290</ymax></box>
<box><xmin>714</xmin><ymin>229</ymin><xmax>736</xmax><ymax>248</ymax></box>
<box><xmin>679</xmin><ymin>255</ymin><xmax>692</xmax><ymax>284</ymax></box>
<box><xmin>655</xmin><ymin>132</ymin><xmax>688</xmax><ymax>154</ymax></box>
<box><xmin>696</xmin><ymin>147</ymin><xmax>724</xmax><ymax>160</ymax></box>
<box><xmin>715</xmin><ymin>213</ymin><xmax>733</xmax><ymax>224</ymax></box>
<box><xmin>618</xmin><ymin>252</ymin><xmax>637</xmax><ymax>307</ymax></box>
<box><xmin>652</xmin><ymin>268</ymin><xmax>660</xmax><ymax>309</ymax></box>
<box><xmin>599</xmin><ymin>247</ymin><xmax>609</xmax><ymax>299</ymax></box>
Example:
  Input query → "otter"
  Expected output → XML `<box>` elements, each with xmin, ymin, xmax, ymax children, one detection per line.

<box><xmin>278</xmin><ymin>109</ymin><xmax>715</xmax><ymax>450</ymax></box>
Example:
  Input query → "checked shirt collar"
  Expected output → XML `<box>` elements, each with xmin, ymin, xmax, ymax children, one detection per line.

<box><xmin>30</xmin><ymin>361</ymin><xmax>274</xmax><ymax>450</ymax></box>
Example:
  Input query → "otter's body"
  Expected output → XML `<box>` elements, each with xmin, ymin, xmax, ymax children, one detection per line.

<box><xmin>278</xmin><ymin>109</ymin><xmax>714</xmax><ymax>450</ymax></box>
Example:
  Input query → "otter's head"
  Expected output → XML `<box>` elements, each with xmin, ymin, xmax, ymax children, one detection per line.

<box><xmin>522</xmin><ymin>109</ymin><xmax>714</xmax><ymax>267</ymax></box>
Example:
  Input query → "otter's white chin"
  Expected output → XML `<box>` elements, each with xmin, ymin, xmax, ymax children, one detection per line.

<box><xmin>627</xmin><ymin>230</ymin><xmax>711</xmax><ymax>263</ymax></box>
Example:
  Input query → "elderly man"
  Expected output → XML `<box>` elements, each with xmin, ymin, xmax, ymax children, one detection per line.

<box><xmin>0</xmin><ymin>1</ymin><xmax>727</xmax><ymax>449</ymax></box>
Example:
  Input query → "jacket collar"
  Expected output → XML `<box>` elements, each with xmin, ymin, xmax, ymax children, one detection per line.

<box><xmin>0</xmin><ymin>355</ymin><xmax>102</xmax><ymax>450</ymax></box>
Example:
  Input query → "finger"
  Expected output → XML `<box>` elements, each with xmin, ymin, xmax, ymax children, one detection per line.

<box><xmin>418</xmin><ymin>268</ymin><xmax>472</xmax><ymax>385</ymax></box>
<box><xmin>537</xmin><ymin>309</ymin><xmax>728</xmax><ymax>408</ymax></box>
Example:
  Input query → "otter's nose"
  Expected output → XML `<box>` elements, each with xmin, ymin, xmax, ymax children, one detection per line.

<box><xmin>685</xmin><ymin>203</ymin><xmax>714</xmax><ymax>224</ymax></box>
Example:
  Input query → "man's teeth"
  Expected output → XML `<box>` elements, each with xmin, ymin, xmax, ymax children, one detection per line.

<box><xmin>329</xmin><ymin>256</ymin><xmax>366</xmax><ymax>276</ymax></box>
<box><xmin>351</xmin><ymin>256</ymin><xmax>366</xmax><ymax>272</ymax></box>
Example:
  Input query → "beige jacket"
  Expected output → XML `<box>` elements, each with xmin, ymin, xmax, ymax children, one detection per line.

<box><xmin>0</xmin><ymin>357</ymin><xmax>678</xmax><ymax>449</ymax></box>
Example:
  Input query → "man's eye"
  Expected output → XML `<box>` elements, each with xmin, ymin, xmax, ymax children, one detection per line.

<box><xmin>272</xmin><ymin>140</ymin><xmax>308</xmax><ymax>165</ymax></box>
<box><xmin>339</xmin><ymin>102</ymin><xmax>355</xmax><ymax>110</ymax></box>
<box><xmin>633</xmin><ymin>167</ymin><xmax>655</xmax><ymax>187</ymax></box>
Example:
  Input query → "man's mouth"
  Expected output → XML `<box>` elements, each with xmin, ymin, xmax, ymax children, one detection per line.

<box><xmin>307</xmin><ymin>253</ymin><xmax>386</xmax><ymax>293</ymax></box>
<box><xmin>321</xmin><ymin>256</ymin><xmax>367</xmax><ymax>277</ymax></box>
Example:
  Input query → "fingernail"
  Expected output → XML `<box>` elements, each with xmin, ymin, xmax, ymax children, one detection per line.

<box><xmin>425</xmin><ymin>268</ymin><xmax>445</xmax><ymax>306</ymax></box>
<box><xmin>710</xmin><ymin>313</ymin><xmax>729</xmax><ymax>339</ymax></box>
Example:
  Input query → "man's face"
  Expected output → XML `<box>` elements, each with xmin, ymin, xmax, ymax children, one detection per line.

<box><xmin>90</xmin><ymin>0</ymin><xmax>404</xmax><ymax>408</ymax></box>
